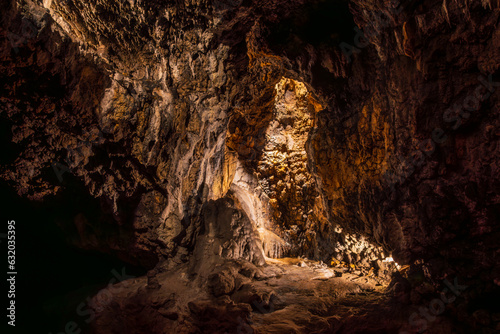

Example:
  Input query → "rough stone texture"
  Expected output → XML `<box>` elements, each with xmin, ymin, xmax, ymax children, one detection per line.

<box><xmin>1</xmin><ymin>0</ymin><xmax>390</xmax><ymax>269</ymax></box>
<box><xmin>89</xmin><ymin>256</ymin><xmax>403</xmax><ymax>334</ymax></box>
<box><xmin>306</xmin><ymin>0</ymin><xmax>500</xmax><ymax>298</ymax></box>
<box><xmin>1</xmin><ymin>0</ymin><xmax>500</xmax><ymax>333</ymax></box>
<box><xmin>2</xmin><ymin>0</ymin><xmax>253</xmax><ymax>266</ymax></box>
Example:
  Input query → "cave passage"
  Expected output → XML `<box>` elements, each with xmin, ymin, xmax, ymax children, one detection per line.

<box><xmin>1</xmin><ymin>0</ymin><xmax>499</xmax><ymax>333</ymax></box>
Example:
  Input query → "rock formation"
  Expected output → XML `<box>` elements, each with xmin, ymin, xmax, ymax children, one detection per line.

<box><xmin>1</xmin><ymin>0</ymin><xmax>499</xmax><ymax>333</ymax></box>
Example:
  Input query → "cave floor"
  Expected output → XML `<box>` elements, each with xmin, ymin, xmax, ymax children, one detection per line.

<box><xmin>242</xmin><ymin>258</ymin><xmax>406</xmax><ymax>334</ymax></box>
<box><xmin>88</xmin><ymin>256</ymin><xmax>420</xmax><ymax>334</ymax></box>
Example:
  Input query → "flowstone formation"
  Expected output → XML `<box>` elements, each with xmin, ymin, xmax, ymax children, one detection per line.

<box><xmin>230</xmin><ymin>76</ymin><xmax>387</xmax><ymax>264</ymax></box>
<box><xmin>256</xmin><ymin>78</ymin><xmax>321</xmax><ymax>257</ymax></box>
<box><xmin>1</xmin><ymin>0</ymin><xmax>499</xmax><ymax>333</ymax></box>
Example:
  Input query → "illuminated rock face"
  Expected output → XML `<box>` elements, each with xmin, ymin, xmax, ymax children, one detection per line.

<box><xmin>257</xmin><ymin>78</ymin><xmax>318</xmax><ymax>255</ymax></box>
<box><xmin>307</xmin><ymin>0</ymin><xmax>500</xmax><ymax>273</ymax></box>
<box><xmin>230</xmin><ymin>77</ymin><xmax>323</xmax><ymax>258</ymax></box>
<box><xmin>228</xmin><ymin>76</ymin><xmax>387</xmax><ymax>262</ymax></box>
<box><xmin>2</xmin><ymin>0</ymin><xmax>389</xmax><ymax>268</ymax></box>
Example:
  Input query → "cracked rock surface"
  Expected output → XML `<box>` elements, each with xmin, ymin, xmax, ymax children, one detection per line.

<box><xmin>1</xmin><ymin>0</ymin><xmax>499</xmax><ymax>333</ymax></box>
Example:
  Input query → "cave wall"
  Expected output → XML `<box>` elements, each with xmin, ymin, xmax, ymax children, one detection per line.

<box><xmin>306</xmin><ymin>0</ymin><xmax>500</xmax><ymax>282</ymax></box>
<box><xmin>1</xmin><ymin>0</ymin><xmax>499</xmax><ymax>286</ymax></box>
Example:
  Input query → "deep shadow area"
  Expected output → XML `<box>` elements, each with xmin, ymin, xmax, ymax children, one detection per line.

<box><xmin>0</xmin><ymin>182</ymin><xmax>147</xmax><ymax>333</ymax></box>
<box><xmin>0</xmin><ymin>119</ymin><xmax>19</xmax><ymax>166</ymax></box>
<box><xmin>266</xmin><ymin>0</ymin><xmax>356</xmax><ymax>57</ymax></box>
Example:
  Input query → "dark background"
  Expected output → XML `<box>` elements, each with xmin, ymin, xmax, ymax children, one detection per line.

<box><xmin>0</xmin><ymin>177</ymin><xmax>146</xmax><ymax>334</ymax></box>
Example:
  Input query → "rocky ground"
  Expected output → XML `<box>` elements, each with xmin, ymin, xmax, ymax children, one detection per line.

<box><xmin>88</xmin><ymin>254</ymin><xmax>496</xmax><ymax>334</ymax></box>
<box><xmin>89</xmin><ymin>256</ymin><xmax>398</xmax><ymax>334</ymax></box>
<box><xmin>1</xmin><ymin>0</ymin><xmax>499</xmax><ymax>333</ymax></box>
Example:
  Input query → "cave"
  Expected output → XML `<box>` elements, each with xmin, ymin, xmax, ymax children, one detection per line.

<box><xmin>1</xmin><ymin>0</ymin><xmax>499</xmax><ymax>333</ymax></box>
